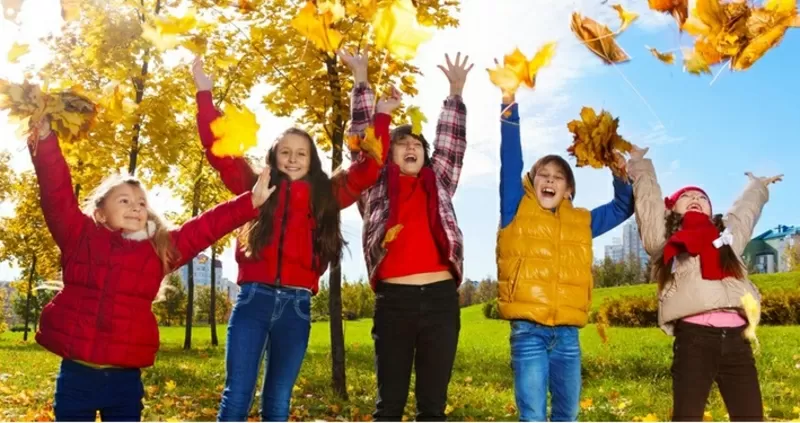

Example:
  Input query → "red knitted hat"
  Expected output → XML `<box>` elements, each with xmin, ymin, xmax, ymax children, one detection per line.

<box><xmin>664</xmin><ymin>186</ymin><xmax>711</xmax><ymax>211</ymax></box>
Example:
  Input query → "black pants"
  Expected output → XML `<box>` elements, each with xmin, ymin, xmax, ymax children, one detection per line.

<box><xmin>671</xmin><ymin>321</ymin><xmax>763</xmax><ymax>422</ymax></box>
<box><xmin>372</xmin><ymin>280</ymin><xmax>461</xmax><ymax>422</ymax></box>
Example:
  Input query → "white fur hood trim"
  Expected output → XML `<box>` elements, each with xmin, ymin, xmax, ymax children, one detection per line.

<box><xmin>121</xmin><ymin>220</ymin><xmax>157</xmax><ymax>241</ymax></box>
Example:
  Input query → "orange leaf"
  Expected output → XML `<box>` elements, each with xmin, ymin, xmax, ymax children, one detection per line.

<box><xmin>571</xmin><ymin>13</ymin><xmax>630</xmax><ymax>64</ymax></box>
<box><xmin>648</xmin><ymin>0</ymin><xmax>689</xmax><ymax>25</ymax></box>
<box><xmin>733</xmin><ymin>19</ymin><xmax>789</xmax><ymax>70</ymax></box>
<box><xmin>382</xmin><ymin>224</ymin><xmax>404</xmax><ymax>247</ymax></box>
<box><xmin>566</xmin><ymin>106</ymin><xmax>630</xmax><ymax>178</ymax></box>
<box><xmin>648</xmin><ymin>47</ymin><xmax>675</xmax><ymax>64</ymax></box>
<box><xmin>682</xmin><ymin>48</ymin><xmax>712</xmax><ymax>75</ymax></box>
<box><xmin>291</xmin><ymin>2</ymin><xmax>343</xmax><ymax>53</ymax></box>
<box><xmin>487</xmin><ymin>43</ymin><xmax>556</xmax><ymax>95</ymax></box>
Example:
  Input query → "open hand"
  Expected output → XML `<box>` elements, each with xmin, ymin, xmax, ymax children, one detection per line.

<box><xmin>376</xmin><ymin>85</ymin><xmax>402</xmax><ymax>115</ymax></box>
<box><xmin>438</xmin><ymin>52</ymin><xmax>473</xmax><ymax>97</ymax></box>
<box><xmin>629</xmin><ymin>144</ymin><xmax>649</xmax><ymax>161</ymax></box>
<box><xmin>251</xmin><ymin>165</ymin><xmax>277</xmax><ymax>208</ymax></box>
<box><xmin>337</xmin><ymin>47</ymin><xmax>369</xmax><ymax>84</ymax></box>
<box><xmin>745</xmin><ymin>172</ymin><xmax>783</xmax><ymax>186</ymax></box>
<box><xmin>191</xmin><ymin>56</ymin><xmax>213</xmax><ymax>92</ymax></box>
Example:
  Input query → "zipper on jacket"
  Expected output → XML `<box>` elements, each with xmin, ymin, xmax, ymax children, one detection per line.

<box><xmin>274</xmin><ymin>183</ymin><xmax>291</xmax><ymax>287</ymax></box>
<box><xmin>552</xmin><ymin>211</ymin><xmax>561</xmax><ymax>326</ymax></box>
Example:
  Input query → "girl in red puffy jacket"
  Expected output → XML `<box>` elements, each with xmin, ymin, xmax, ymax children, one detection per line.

<box><xmin>192</xmin><ymin>58</ymin><xmax>396</xmax><ymax>421</ymax></box>
<box><xmin>27</xmin><ymin>114</ymin><xmax>274</xmax><ymax>422</ymax></box>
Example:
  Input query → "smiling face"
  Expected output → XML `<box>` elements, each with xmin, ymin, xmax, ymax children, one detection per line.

<box><xmin>391</xmin><ymin>134</ymin><xmax>427</xmax><ymax>176</ymax></box>
<box><xmin>532</xmin><ymin>159</ymin><xmax>574</xmax><ymax>210</ymax></box>
<box><xmin>275</xmin><ymin>132</ymin><xmax>311</xmax><ymax>180</ymax></box>
<box><xmin>673</xmin><ymin>189</ymin><xmax>712</xmax><ymax>216</ymax></box>
<box><xmin>94</xmin><ymin>183</ymin><xmax>149</xmax><ymax>233</ymax></box>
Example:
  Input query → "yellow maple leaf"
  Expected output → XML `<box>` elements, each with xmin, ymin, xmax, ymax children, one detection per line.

<box><xmin>740</xmin><ymin>292</ymin><xmax>760</xmax><ymax>349</ymax></box>
<box><xmin>487</xmin><ymin>66</ymin><xmax>522</xmax><ymax>97</ymax></box>
<box><xmin>360</xmin><ymin>126</ymin><xmax>383</xmax><ymax>163</ymax></box>
<box><xmin>6</xmin><ymin>42</ymin><xmax>29</xmax><ymax>63</ymax></box>
<box><xmin>406</xmin><ymin>105</ymin><xmax>427</xmax><ymax>136</ymax></box>
<box><xmin>648</xmin><ymin>47</ymin><xmax>675</xmax><ymax>64</ymax></box>
<box><xmin>382</xmin><ymin>224</ymin><xmax>404</xmax><ymax>247</ymax></box>
<box><xmin>181</xmin><ymin>34</ymin><xmax>208</xmax><ymax>55</ymax></box>
<box><xmin>164</xmin><ymin>380</ymin><xmax>177</xmax><ymax>392</ymax></box>
<box><xmin>580</xmin><ymin>398</ymin><xmax>593</xmax><ymax>409</ymax></box>
<box><xmin>210</xmin><ymin>104</ymin><xmax>260</xmax><ymax>157</ymax></box>
<box><xmin>682</xmin><ymin>0</ymin><xmax>725</xmax><ymax>37</ymax></box>
<box><xmin>141</xmin><ymin>23</ymin><xmax>180</xmax><ymax>51</ymax></box>
<box><xmin>682</xmin><ymin>48</ymin><xmax>712</xmax><ymax>75</ymax></box>
<box><xmin>528</xmin><ymin>42</ymin><xmax>557</xmax><ymax>82</ymax></box>
<box><xmin>764</xmin><ymin>0</ymin><xmax>796</xmax><ymax>15</ymax></box>
<box><xmin>641</xmin><ymin>413</ymin><xmax>660</xmax><ymax>422</ymax></box>
<box><xmin>154</xmin><ymin>7</ymin><xmax>197</xmax><ymax>35</ymax></box>
<box><xmin>317</xmin><ymin>0</ymin><xmax>345</xmax><ymax>22</ymax></box>
<box><xmin>60</xmin><ymin>0</ymin><xmax>80</xmax><ymax>21</ymax></box>
<box><xmin>733</xmin><ymin>17</ymin><xmax>791</xmax><ymax>71</ymax></box>
<box><xmin>487</xmin><ymin>43</ymin><xmax>556</xmax><ymax>95</ymax></box>
<box><xmin>612</xmin><ymin>4</ymin><xmax>639</xmax><ymax>32</ymax></box>
<box><xmin>291</xmin><ymin>1</ymin><xmax>343</xmax><ymax>53</ymax></box>
<box><xmin>566</xmin><ymin>106</ymin><xmax>630</xmax><ymax>178</ymax></box>
<box><xmin>372</xmin><ymin>0</ymin><xmax>433</xmax><ymax>61</ymax></box>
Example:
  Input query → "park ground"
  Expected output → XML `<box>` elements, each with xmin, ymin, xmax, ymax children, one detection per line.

<box><xmin>2</xmin><ymin>276</ymin><xmax>800</xmax><ymax>422</ymax></box>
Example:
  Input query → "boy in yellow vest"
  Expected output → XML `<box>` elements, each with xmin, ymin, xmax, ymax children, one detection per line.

<box><xmin>496</xmin><ymin>91</ymin><xmax>635</xmax><ymax>422</ymax></box>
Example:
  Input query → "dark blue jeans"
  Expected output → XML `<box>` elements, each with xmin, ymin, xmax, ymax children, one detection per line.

<box><xmin>218</xmin><ymin>282</ymin><xmax>312</xmax><ymax>421</ymax></box>
<box><xmin>510</xmin><ymin>321</ymin><xmax>582</xmax><ymax>422</ymax></box>
<box><xmin>53</xmin><ymin>359</ymin><xmax>144</xmax><ymax>422</ymax></box>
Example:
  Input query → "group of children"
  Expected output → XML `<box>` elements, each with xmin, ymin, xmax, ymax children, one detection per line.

<box><xmin>23</xmin><ymin>45</ymin><xmax>779</xmax><ymax>422</ymax></box>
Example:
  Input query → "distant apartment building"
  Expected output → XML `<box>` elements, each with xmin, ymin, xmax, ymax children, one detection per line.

<box><xmin>178</xmin><ymin>253</ymin><xmax>223</xmax><ymax>289</ymax></box>
<box><xmin>744</xmin><ymin>225</ymin><xmax>800</xmax><ymax>274</ymax></box>
<box><xmin>604</xmin><ymin>237</ymin><xmax>624</xmax><ymax>262</ymax></box>
<box><xmin>603</xmin><ymin>219</ymin><xmax>649</xmax><ymax>266</ymax></box>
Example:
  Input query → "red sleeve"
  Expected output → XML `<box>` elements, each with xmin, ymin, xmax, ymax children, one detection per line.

<box><xmin>169</xmin><ymin>191</ymin><xmax>259</xmax><ymax>269</ymax></box>
<box><xmin>331</xmin><ymin>112</ymin><xmax>390</xmax><ymax>209</ymax></box>
<box><xmin>30</xmin><ymin>133</ymin><xmax>91</xmax><ymax>251</ymax></box>
<box><xmin>196</xmin><ymin>91</ymin><xmax>258</xmax><ymax>195</ymax></box>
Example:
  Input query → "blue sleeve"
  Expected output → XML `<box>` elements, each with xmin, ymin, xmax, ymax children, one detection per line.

<box><xmin>590</xmin><ymin>176</ymin><xmax>635</xmax><ymax>238</ymax></box>
<box><xmin>500</xmin><ymin>103</ymin><xmax>524</xmax><ymax>229</ymax></box>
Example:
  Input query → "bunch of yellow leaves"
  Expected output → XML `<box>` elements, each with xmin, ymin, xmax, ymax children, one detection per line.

<box><xmin>345</xmin><ymin>125</ymin><xmax>383</xmax><ymax>164</ymax></box>
<box><xmin>566</xmin><ymin>107</ymin><xmax>631</xmax><ymax>178</ymax></box>
<box><xmin>346</xmin><ymin>0</ymin><xmax>377</xmax><ymax>21</ymax></box>
<box><xmin>141</xmin><ymin>7</ymin><xmax>198</xmax><ymax>52</ymax></box>
<box><xmin>571</xmin><ymin>11</ymin><xmax>631</xmax><ymax>64</ymax></box>
<box><xmin>209</xmin><ymin>104</ymin><xmax>260</xmax><ymax>157</ymax></box>
<box><xmin>680</xmin><ymin>0</ymin><xmax>798</xmax><ymax>73</ymax></box>
<box><xmin>291</xmin><ymin>1</ymin><xmax>344</xmax><ymax>54</ymax></box>
<box><xmin>741</xmin><ymin>292</ymin><xmax>761</xmax><ymax>351</ymax></box>
<box><xmin>487</xmin><ymin>43</ymin><xmax>557</xmax><ymax>96</ymax></box>
<box><xmin>0</xmin><ymin>79</ymin><xmax>97</xmax><ymax>144</ymax></box>
<box><xmin>647</xmin><ymin>0</ymin><xmax>689</xmax><ymax>26</ymax></box>
<box><xmin>372</xmin><ymin>0</ymin><xmax>433</xmax><ymax>61</ymax></box>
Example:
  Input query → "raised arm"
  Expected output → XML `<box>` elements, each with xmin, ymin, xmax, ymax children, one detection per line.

<box><xmin>627</xmin><ymin>149</ymin><xmax>667</xmax><ymax>256</ymax></box>
<box><xmin>499</xmin><ymin>101</ymin><xmax>524</xmax><ymax>229</ymax></box>
<box><xmin>724</xmin><ymin>173</ymin><xmax>780</xmax><ymax>256</ymax></box>
<box><xmin>193</xmin><ymin>58</ymin><xmax>257</xmax><ymax>195</ymax></box>
<box><xmin>29</xmin><ymin>120</ymin><xmax>91</xmax><ymax>252</ymax></box>
<box><xmin>431</xmin><ymin>53</ymin><xmax>472</xmax><ymax>198</ymax></box>
<box><xmin>332</xmin><ymin>111</ymin><xmax>392</xmax><ymax>209</ymax></box>
<box><xmin>590</xmin><ymin>176</ymin><xmax>634</xmax><ymax>238</ymax></box>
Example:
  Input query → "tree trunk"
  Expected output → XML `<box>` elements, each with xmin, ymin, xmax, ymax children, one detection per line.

<box><xmin>22</xmin><ymin>255</ymin><xmax>37</xmax><ymax>342</ymax></box>
<box><xmin>325</xmin><ymin>57</ymin><xmax>347</xmax><ymax>399</ymax></box>
<box><xmin>184</xmin><ymin>162</ymin><xmax>203</xmax><ymax>350</ymax></box>
<box><xmin>210</xmin><ymin>246</ymin><xmax>219</xmax><ymax>346</ymax></box>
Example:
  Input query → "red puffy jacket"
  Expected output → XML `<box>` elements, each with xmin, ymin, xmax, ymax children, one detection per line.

<box><xmin>32</xmin><ymin>134</ymin><xmax>259</xmax><ymax>368</ymax></box>
<box><xmin>195</xmin><ymin>91</ymin><xmax>389</xmax><ymax>292</ymax></box>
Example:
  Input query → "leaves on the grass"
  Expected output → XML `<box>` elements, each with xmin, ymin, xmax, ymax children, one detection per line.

<box><xmin>487</xmin><ymin>43</ymin><xmax>556</xmax><ymax>95</ymax></box>
<box><xmin>406</xmin><ymin>105</ymin><xmax>427</xmax><ymax>136</ymax></box>
<box><xmin>372</xmin><ymin>0</ymin><xmax>433</xmax><ymax>61</ymax></box>
<box><xmin>571</xmin><ymin>12</ymin><xmax>630</xmax><ymax>64</ymax></box>
<box><xmin>0</xmin><ymin>79</ymin><xmax>97</xmax><ymax>144</ymax></box>
<box><xmin>209</xmin><ymin>104</ymin><xmax>260</xmax><ymax>157</ymax></box>
<box><xmin>612</xmin><ymin>4</ymin><xmax>639</xmax><ymax>32</ymax></box>
<box><xmin>648</xmin><ymin>0</ymin><xmax>689</xmax><ymax>26</ymax></box>
<box><xmin>566</xmin><ymin>107</ymin><xmax>631</xmax><ymax>178</ymax></box>
<box><xmin>7</xmin><ymin>42</ymin><xmax>29</xmax><ymax>63</ymax></box>
<box><xmin>648</xmin><ymin>46</ymin><xmax>675</xmax><ymax>64</ymax></box>
<box><xmin>290</xmin><ymin>1</ymin><xmax>344</xmax><ymax>53</ymax></box>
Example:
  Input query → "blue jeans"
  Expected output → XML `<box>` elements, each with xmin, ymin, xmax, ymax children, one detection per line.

<box><xmin>510</xmin><ymin>320</ymin><xmax>582</xmax><ymax>422</ymax></box>
<box><xmin>54</xmin><ymin>359</ymin><xmax>143</xmax><ymax>422</ymax></box>
<box><xmin>218</xmin><ymin>283</ymin><xmax>312</xmax><ymax>421</ymax></box>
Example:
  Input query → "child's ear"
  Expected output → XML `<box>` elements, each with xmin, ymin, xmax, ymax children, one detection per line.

<box><xmin>94</xmin><ymin>208</ymin><xmax>106</xmax><ymax>223</ymax></box>
<box><xmin>566</xmin><ymin>187</ymin><xmax>574</xmax><ymax>201</ymax></box>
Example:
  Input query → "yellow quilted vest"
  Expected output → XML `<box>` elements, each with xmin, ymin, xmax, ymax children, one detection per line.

<box><xmin>496</xmin><ymin>176</ymin><xmax>594</xmax><ymax>327</ymax></box>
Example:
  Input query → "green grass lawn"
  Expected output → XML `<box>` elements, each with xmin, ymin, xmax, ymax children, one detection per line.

<box><xmin>2</xmin><ymin>303</ymin><xmax>800</xmax><ymax>421</ymax></box>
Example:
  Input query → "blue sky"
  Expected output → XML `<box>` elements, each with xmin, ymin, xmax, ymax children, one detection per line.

<box><xmin>0</xmin><ymin>0</ymin><xmax>798</xmax><ymax>284</ymax></box>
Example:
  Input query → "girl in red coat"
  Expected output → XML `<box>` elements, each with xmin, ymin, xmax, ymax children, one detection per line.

<box><xmin>27</xmin><ymin>114</ymin><xmax>274</xmax><ymax>422</ymax></box>
<box><xmin>192</xmin><ymin>58</ymin><xmax>395</xmax><ymax>421</ymax></box>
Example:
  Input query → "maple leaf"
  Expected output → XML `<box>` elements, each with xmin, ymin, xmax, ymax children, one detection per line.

<box><xmin>682</xmin><ymin>48</ymin><xmax>712</xmax><ymax>75</ymax></box>
<box><xmin>2</xmin><ymin>0</ymin><xmax>23</xmax><ymax>21</ymax></box>
<box><xmin>740</xmin><ymin>292</ymin><xmax>760</xmax><ymax>349</ymax></box>
<box><xmin>764</xmin><ymin>0</ymin><xmax>796</xmax><ymax>15</ymax></box>
<box><xmin>733</xmin><ymin>20</ymin><xmax>789</xmax><ymax>70</ymax></box>
<box><xmin>60</xmin><ymin>0</ymin><xmax>80</xmax><ymax>21</ymax></box>
<box><xmin>612</xmin><ymin>4</ymin><xmax>639</xmax><ymax>32</ymax></box>
<box><xmin>209</xmin><ymin>104</ymin><xmax>260</xmax><ymax>157</ymax></box>
<box><xmin>648</xmin><ymin>0</ymin><xmax>689</xmax><ymax>25</ymax></box>
<box><xmin>141</xmin><ymin>23</ymin><xmax>180</xmax><ymax>51</ymax></box>
<box><xmin>181</xmin><ymin>34</ymin><xmax>208</xmax><ymax>55</ymax></box>
<box><xmin>372</xmin><ymin>0</ymin><xmax>433</xmax><ymax>61</ymax></box>
<box><xmin>154</xmin><ymin>7</ymin><xmax>197</xmax><ymax>35</ymax></box>
<box><xmin>347</xmin><ymin>0</ymin><xmax>377</xmax><ymax>20</ymax></box>
<box><xmin>641</xmin><ymin>414</ymin><xmax>660</xmax><ymax>422</ymax></box>
<box><xmin>571</xmin><ymin>13</ymin><xmax>630</xmax><ymax>64</ymax></box>
<box><xmin>382</xmin><ymin>224</ymin><xmax>404</xmax><ymax>247</ymax></box>
<box><xmin>694</xmin><ymin>38</ymin><xmax>724</xmax><ymax>65</ymax></box>
<box><xmin>566</xmin><ymin>106</ymin><xmax>631</xmax><ymax>178</ymax></box>
<box><xmin>165</xmin><ymin>379</ymin><xmax>177</xmax><ymax>392</ymax></box>
<box><xmin>317</xmin><ymin>0</ymin><xmax>345</xmax><ymax>23</ymax></box>
<box><xmin>487</xmin><ymin>43</ymin><xmax>556</xmax><ymax>95</ymax></box>
<box><xmin>648</xmin><ymin>46</ymin><xmax>675</xmax><ymax>64</ymax></box>
<box><xmin>7</xmin><ymin>42</ymin><xmax>29</xmax><ymax>63</ymax></box>
<box><xmin>528</xmin><ymin>42</ymin><xmax>557</xmax><ymax>83</ymax></box>
<box><xmin>238</xmin><ymin>0</ymin><xmax>255</xmax><ymax>13</ymax></box>
<box><xmin>406</xmin><ymin>105</ymin><xmax>427</xmax><ymax>135</ymax></box>
<box><xmin>291</xmin><ymin>1</ymin><xmax>344</xmax><ymax>53</ymax></box>
<box><xmin>580</xmin><ymin>398</ymin><xmax>594</xmax><ymax>409</ymax></box>
<box><xmin>360</xmin><ymin>126</ymin><xmax>383</xmax><ymax>163</ymax></box>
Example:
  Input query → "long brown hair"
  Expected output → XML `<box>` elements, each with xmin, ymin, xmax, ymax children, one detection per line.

<box><xmin>83</xmin><ymin>175</ymin><xmax>178</xmax><ymax>274</ymax></box>
<box><xmin>239</xmin><ymin>128</ymin><xmax>344</xmax><ymax>270</ymax></box>
<box><xmin>653</xmin><ymin>212</ymin><xmax>746</xmax><ymax>292</ymax></box>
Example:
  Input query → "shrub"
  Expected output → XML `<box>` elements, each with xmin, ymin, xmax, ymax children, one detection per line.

<box><xmin>483</xmin><ymin>299</ymin><xmax>501</xmax><ymax>320</ymax></box>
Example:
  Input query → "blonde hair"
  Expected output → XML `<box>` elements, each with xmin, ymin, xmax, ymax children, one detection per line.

<box><xmin>82</xmin><ymin>174</ymin><xmax>179</xmax><ymax>274</ymax></box>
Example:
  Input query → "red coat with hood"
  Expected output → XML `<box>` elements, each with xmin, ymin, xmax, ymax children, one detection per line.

<box><xmin>32</xmin><ymin>133</ymin><xmax>259</xmax><ymax>368</ymax></box>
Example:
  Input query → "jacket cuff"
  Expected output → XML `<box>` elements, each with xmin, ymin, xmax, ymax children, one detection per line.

<box><xmin>501</xmin><ymin>103</ymin><xmax>519</xmax><ymax>121</ymax></box>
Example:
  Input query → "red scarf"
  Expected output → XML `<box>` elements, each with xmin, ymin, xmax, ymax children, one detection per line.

<box><xmin>663</xmin><ymin>211</ymin><xmax>733</xmax><ymax>280</ymax></box>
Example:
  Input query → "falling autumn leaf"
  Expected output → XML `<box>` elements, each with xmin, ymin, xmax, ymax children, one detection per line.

<box><xmin>141</xmin><ymin>23</ymin><xmax>180</xmax><ymax>51</ymax></box>
<box><xmin>406</xmin><ymin>105</ymin><xmax>427</xmax><ymax>135</ymax></box>
<box><xmin>647</xmin><ymin>46</ymin><xmax>675</xmax><ymax>64</ymax></box>
<box><xmin>382</xmin><ymin>224</ymin><xmax>404</xmax><ymax>247</ymax></box>
<box><xmin>317</xmin><ymin>0</ymin><xmax>345</xmax><ymax>22</ymax></box>
<box><xmin>361</xmin><ymin>126</ymin><xmax>383</xmax><ymax>163</ymax></box>
<box><xmin>372</xmin><ymin>0</ymin><xmax>433</xmax><ymax>61</ymax></box>
<box><xmin>487</xmin><ymin>43</ymin><xmax>556</xmax><ymax>95</ymax></box>
<box><xmin>154</xmin><ymin>7</ymin><xmax>197</xmax><ymax>35</ymax></box>
<box><xmin>612</xmin><ymin>4</ymin><xmax>639</xmax><ymax>32</ymax></box>
<box><xmin>291</xmin><ymin>1</ymin><xmax>344</xmax><ymax>53</ymax></box>
<box><xmin>6</xmin><ymin>42</ymin><xmax>29</xmax><ymax>63</ymax></box>
<box><xmin>238</xmin><ymin>0</ymin><xmax>255</xmax><ymax>13</ymax></box>
<box><xmin>648</xmin><ymin>0</ymin><xmax>689</xmax><ymax>26</ymax></box>
<box><xmin>210</xmin><ymin>104</ymin><xmax>260</xmax><ymax>157</ymax></box>
<box><xmin>733</xmin><ymin>21</ymin><xmax>789</xmax><ymax>70</ymax></box>
<box><xmin>566</xmin><ymin>106</ymin><xmax>631</xmax><ymax>178</ymax></box>
<box><xmin>571</xmin><ymin>13</ymin><xmax>630</xmax><ymax>64</ymax></box>
<box><xmin>682</xmin><ymin>48</ymin><xmax>712</xmax><ymax>75</ymax></box>
<box><xmin>181</xmin><ymin>34</ymin><xmax>208</xmax><ymax>55</ymax></box>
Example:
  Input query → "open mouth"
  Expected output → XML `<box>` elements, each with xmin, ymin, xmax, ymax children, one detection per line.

<box><xmin>403</xmin><ymin>154</ymin><xmax>418</xmax><ymax>164</ymax></box>
<box><xmin>540</xmin><ymin>187</ymin><xmax>556</xmax><ymax>199</ymax></box>
<box><xmin>687</xmin><ymin>203</ymin><xmax>702</xmax><ymax>212</ymax></box>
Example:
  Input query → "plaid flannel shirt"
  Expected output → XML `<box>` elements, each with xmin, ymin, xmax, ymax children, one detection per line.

<box><xmin>347</xmin><ymin>83</ymin><xmax>467</xmax><ymax>283</ymax></box>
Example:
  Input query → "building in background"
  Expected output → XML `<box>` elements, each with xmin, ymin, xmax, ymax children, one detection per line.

<box><xmin>178</xmin><ymin>253</ymin><xmax>222</xmax><ymax>289</ymax></box>
<box><xmin>603</xmin><ymin>219</ymin><xmax>649</xmax><ymax>266</ymax></box>
<box><xmin>222</xmin><ymin>277</ymin><xmax>239</xmax><ymax>303</ymax></box>
<box><xmin>744</xmin><ymin>225</ymin><xmax>800</xmax><ymax>274</ymax></box>
<box><xmin>0</xmin><ymin>281</ymin><xmax>15</xmax><ymax>325</ymax></box>
<box><xmin>604</xmin><ymin>237</ymin><xmax>624</xmax><ymax>262</ymax></box>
